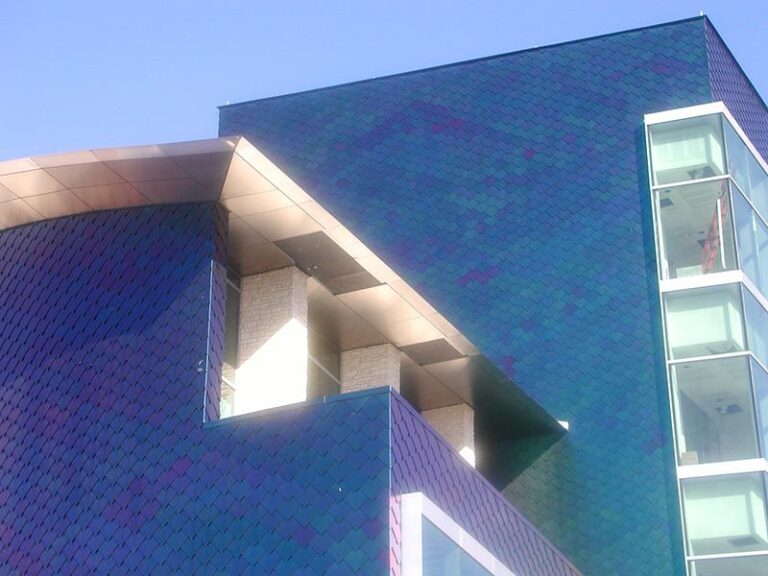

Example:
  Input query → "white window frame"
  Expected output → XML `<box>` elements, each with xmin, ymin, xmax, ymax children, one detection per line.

<box><xmin>400</xmin><ymin>492</ymin><xmax>516</xmax><ymax>576</ymax></box>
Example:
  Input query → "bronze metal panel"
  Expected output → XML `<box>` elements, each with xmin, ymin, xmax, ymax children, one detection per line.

<box><xmin>227</xmin><ymin>216</ymin><xmax>269</xmax><ymax>250</ymax></box>
<box><xmin>71</xmin><ymin>183</ymin><xmax>148</xmax><ymax>211</ymax></box>
<box><xmin>376</xmin><ymin>316</ymin><xmax>444</xmax><ymax>347</ymax></box>
<box><xmin>220</xmin><ymin>154</ymin><xmax>275</xmax><ymax>199</ymax></box>
<box><xmin>400</xmin><ymin>354</ymin><xmax>465</xmax><ymax>411</ymax></box>
<box><xmin>307</xmin><ymin>279</ymin><xmax>388</xmax><ymax>350</ymax></box>
<box><xmin>0</xmin><ymin>199</ymin><xmax>41</xmax><ymax>228</ymax></box>
<box><xmin>24</xmin><ymin>191</ymin><xmax>90</xmax><ymax>219</ymax></box>
<box><xmin>45</xmin><ymin>162</ymin><xmax>124</xmax><ymax>189</ymax></box>
<box><xmin>0</xmin><ymin>157</ymin><xmax>38</xmax><ymax>176</ymax></box>
<box><xmin>104</xmin><ymin>156</ymin><xmax>188</xmax><ymax>182</ymax></box>
<box><xmin>0</xmin><ymin>183</ymin><xmax>15</xmax><ymax>203</ymax></box>
<box><xmin>276</xmin><ymin>232</ymin><xmax>381</xmax><ymax>295</ymax></box>
<box><xmin>0</xmin><ymin>169</ymin><xmax>65</xmax><ymax>197</ymax></box>
<box><xmin>399</xmin><ymin>339</ymin><xmax>464</xmax><ymax>366</ymax></box>
<box><xmin>338</xmin><ymin>284</ymin><xmax>420</xmax><ymax>325</ymax></box>
<box><xmin>243</xmin><ymin>206</ymin><xmax>322</xmax><ymax>241</ymax></box>
<box><xmin>228</xmin><ymin>243</ymin><xmax>293</xmax><ymax>276</ymax></box>
<box><xmin>169</xmin><ymin>151</ymin><xmax>232</xmax><ymax>193</ymax></box>
<box><xmin>131</xmin><ymin>179</ymin><xmax>216</xmax><ymax>204</ymax></box>
<box><xmin>222</xmin><ymin>190</ymin><xmax>292</xmax><ymax>216</ymax></box>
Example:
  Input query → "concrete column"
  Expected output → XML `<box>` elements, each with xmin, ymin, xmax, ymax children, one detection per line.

<box><xmin>423</xmin><ymin>404</ymin><xmax>476</xmax><ymax>467</ymax></box>
<box><xmin>234</xmin><ymin>267</ymin><xmax>308</xmax><ymax>414</ymax></box>
<box><xmin>340</xmin><ymin>344</ymin><xmax>400</xmax><ymax>393</ymax></box>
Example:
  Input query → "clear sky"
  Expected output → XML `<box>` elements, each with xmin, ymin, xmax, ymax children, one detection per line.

<box><xmin>1</xmin><ymin>0</ymin><xmax>766</xmax><ymax>160</ymax></box>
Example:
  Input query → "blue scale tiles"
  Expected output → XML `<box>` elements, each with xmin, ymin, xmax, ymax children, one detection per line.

<box><xmin>219</xmin><ymin>16</ymin><xmax>768</xmax><ymax>575</ymax></box>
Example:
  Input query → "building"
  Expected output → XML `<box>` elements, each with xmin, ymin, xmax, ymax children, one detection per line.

<box><xmin>0</xmin><ymin>15</ymin><xmax>766</xmax><ymax>576</ymax></box>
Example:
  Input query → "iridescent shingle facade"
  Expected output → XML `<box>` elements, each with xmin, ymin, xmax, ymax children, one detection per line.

<box><xmin>3</xmin><ymin>15</ymin><xmax>768</xmax><ymax>576</ymax></box>
<box><xmin>219</xmin><ymin>16</ymin><xmax>768</xmax><ymax>576</ymax></box>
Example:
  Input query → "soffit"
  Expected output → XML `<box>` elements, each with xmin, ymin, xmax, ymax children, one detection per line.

<box><xmin>0</xmin><ymin>137</ymin><xmax>560</xmax><ymax>428</ymax></box>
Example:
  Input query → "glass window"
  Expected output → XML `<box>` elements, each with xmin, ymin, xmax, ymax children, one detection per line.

<box><xmin>748</xmin><ymin>152</ymin><xmax>768</xmax><ymax>218</ymax></box>
<box><xmin>423</xmin><ymin>519</ymin><xmax>493</xmax><ymax>576</ymax></box>
<box><xmin>308</xmin><ymin>329</ymin><xmax>340</xmax><ymax>400</ymax></box>
<box><xmin>220</xmin><ymin>380</ymin><xmax>235</xmax><ymax>419</ymax></box>
<box><xmin>665</xmin><ymin>285</ymin><xmax>745</xmax><ymax>360</ymax></box>
<box><xmin>724</xmin><ymin>121</ymin><xmax>751</xmax><ymax>198</ymax></box>
<box><xmin>221</xmin><ymin>274</ymin><xmax>241</xmax><ymax>418</ymax></box>
<box><xmin>682</xmin><ymin>473</ymin><xmax>768</xmax><ymax>556</ymax></box>
<box><xmin>743</xmin><ymin>288</ymin><xmax>768</xmax><ymax>367</ymax></box>
<box><xmin>650</xmin><ymin>115</ymin><xmax>725</xmax><ymax>186</ymax></box>
<box><xmin>655</xmin><ymin>180</ymin><xmax>736</xmax><ymax>279</ymax></box>
<box><xmin>734</xmin><ymin>189</ymin><xmax>761</xmax><ymax>289</ymax></box>
<box><xmin>690</xmin><ymin>554</ymin><xmax>768</xmax><ymax>576</ymax></box>
<box><xmin>671</xmin><ymin>356</ymin><xmax>759</xmax><ymax>465</ymax></box>
<box><xmin>752</xmin><ymin>359</ymin><xmax>768</xmax><ymax>458</ymax></box>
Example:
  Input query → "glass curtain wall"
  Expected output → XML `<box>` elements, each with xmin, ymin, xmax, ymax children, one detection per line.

<box><xmin>648</xmin><ymin>109</ymin><xmax>768</xmax><ymax>571</ymax></box>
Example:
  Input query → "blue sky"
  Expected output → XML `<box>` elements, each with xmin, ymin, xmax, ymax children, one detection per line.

<box><xmin>1</xmin><ymin>1</ymin><xmax>766</xmax><ymax>159</ymax></box>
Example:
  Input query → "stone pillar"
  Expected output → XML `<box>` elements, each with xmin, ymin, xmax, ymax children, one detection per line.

<box><xmin>423</xmin><ymin>404</ymin><xmax>476</xmax><ymax>467</ymax></box>
<box><xmin>340</xmin><ymin>344</ymin><xmax>400</xmax><ymax>393</ymax></box>
<box><xmin>234</xmin><ymin>267</ymin><xmax>308</xmax><ymax>414</ymax></box>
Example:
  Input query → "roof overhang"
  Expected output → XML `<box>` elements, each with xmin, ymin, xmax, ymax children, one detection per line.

<box><xmin>0</xmin><ymin>137</ymin><xmax>563</xmax><ymax>434</ymax></box>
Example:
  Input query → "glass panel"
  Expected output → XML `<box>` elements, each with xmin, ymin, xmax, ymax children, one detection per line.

<box><xmin>665</xmin><ymin>285</ymin><xmax>745</xmax><ymax>360</ymax></box>
<box><xmin>655</xmin><ymin>180</ymin><xmax>736</xmax><ymax>279</ymax></box>
<box><xmin>651</xmin><ymin>115</ymin><xmax>725</xmax><ymax>186</ymax></box>
<box><xmin>734</xmin><ymin>183</ymin><xmax>768</xmax><ymax>296</ymax></box>
<box><xmin>221</xmin><ymin>280</ymin><xmax>240</xmax><ymax>393</ymax></box>
<box><xmin>307</xmin><ymin>361</ymin><xmax>340</xmax><ymax>400</ymax></box>
<box><xmin>734</xmin><ymin>189</ymin><xmax>761</xmax><ymax>289</ymax></box>
<box><xmin>422</xmin><ymin>519</ymin><xmax>493</xmax><ymax>576</ymax></box>
<box><xmin>752</xmin><ymin>358</ymin><xmax>768</xmax><ymax>458</ymax></box>
<box><xmin>309</xmin><ymin>328</ymin><xmax>340</xmax><ymax>379</ymax></box>
<box><xmin>220</xmin><ymin>380</ymin><xmax>235</xmax><ymax>419</ymax></box>
<box><xmin>671</xmin><ymin>356</ymin><xmax>759</xmax><ymax>465</ymax></box>
<box><xmin>682</xmin><ymin>473</ymin><xmax>768</xmax><ymax>556</ymax></box>
<box><xmin>743</xmin><ymin>288</ymin><xmax>768</xmax><ymax>367</ymax></box>
<box><xmin>690</xmin><ymin>555</ymin><xmax>768</xmax><ymax>576</ymax></box>
<box><xmin>748</xmin><ymin>152</ymin><xmax>768</xmax><ymax>219</ymax></box>
<box><xmin>724</xmin><ymin>121</ymin><xmax>751</xmax><ymax>198</ymax></box>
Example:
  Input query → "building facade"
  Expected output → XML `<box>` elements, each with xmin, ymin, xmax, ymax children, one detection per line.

<box><xmin>1</xmin><ymin>15</ymin><xmax>767</xmax><ymax>576</ymax></box>
<box><xmin>0</xmin><ymin>139</ymin><xmax>576</xmax><ymax>575</ymax></box>
<box><xmin>219</xmin><ymin>16</ymin><xmax>768</xmax><ymax>576</ymax></box>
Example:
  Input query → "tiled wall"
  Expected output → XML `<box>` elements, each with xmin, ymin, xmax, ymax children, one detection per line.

<box><xmin>0</xmin><ymin>205</ymin><xmax>391</xmax><ymax>575</ymax></box>
<box><xmin>218</xmin><ymin>18</ymin><xmax>724</xmax><ymax>574</ymax></box>
<box><xmin>391</xmin><ymin>393</ymin><xmax>579</xmax><ymax>576</ymax></box>
<box><xmin>705</xmin><ymin>20</ymin><xmax>768</xmax><ymax>160</ymax></box>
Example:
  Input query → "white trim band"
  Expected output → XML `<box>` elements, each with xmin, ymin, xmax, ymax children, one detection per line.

<box><xmin>400</xmin><ymin>492</ymin><xmax>515</xmax><ymax>576</ymax></box>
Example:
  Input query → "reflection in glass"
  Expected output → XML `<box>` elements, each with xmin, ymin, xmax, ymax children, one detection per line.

<box><xmin>422</xmin><ymin>520</ymin><xmax>492</xmax><ymax>576</ymax></box>
<box><xmin>220</xmin><ymin>380</ymin><xmax>235</xmax><ymax>419</ymax></box>
<box><xmin>734</xmin><ymin>189</ymin><xmax>760</xmax><ymax>288</ymax></box>
<box><xmin>690</xmin><ymin>554</ymin><xmax>768</xmax><ymax>576</ymax></box>
<box><xmin>651</xmin><ymin>115</ymin><xmax>725</xmax><ymax>186</ymax></box>
<box><xmin>308</xmin><ymin>328</ymin><xmax>340</xmax><ymax>400</ymax></box>
<box><xmin>743</xmin><ymin>288</ymin><xmax>768</xmax><ymax>368</ymax></box>
<box><xmin>665</xmin><ymin>285</ymin><xmax>744</xmax><ymax>360</ymax></box>
<box><xmin>221</xmin><ymin>274</ymin><xmax>241</xmax><ymax>418</ymax></box>
<box><xmin>752</xmin><ymin>359</ymin><xmax>768</xmax><ymax>459</ymax></box>
<box><xmin>748</xmin><ymin>152</ymin><xmax>768</xmax><ymax>218</ymax></box>
<box><xmin>656</xmin><ymin>180</ymin><xmax>736</xmax><ymax>279</ymax></box>
<box><xmin>672</xmin><ymin>356</ymin><xmax>759</xmax><ymax>465</ymax></box>
<box><xmin>725</xmin><ymin>121</ymin><xmax>751</xmax><ymax>198</ymax></box>
<box><xmin>223</xmin><ymin>280</ymin><xmax>241</xmax><ymax>378</ymax></box>
<box><xmin>682</xmin><ymin>473</ymin><xmax>768</xmax><ymax>556</ymax></box>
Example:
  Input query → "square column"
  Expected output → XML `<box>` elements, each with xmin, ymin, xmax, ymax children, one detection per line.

<box><xmin>235</xmin><ymin>267</ymin><xmax>308</xmax><ymax>414</ymax></box>
<box><xmin>422</xmin><ymin>404</ymin><xmax>475</xmax><ymax>467</ymax></box>
<box><xmin>340</xmin><ymin>344</ymin><xmax>400</xmax><ymax>393</ymax></box>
